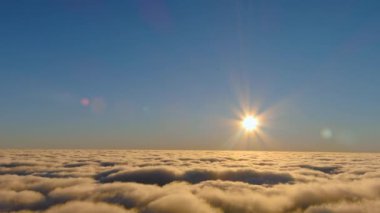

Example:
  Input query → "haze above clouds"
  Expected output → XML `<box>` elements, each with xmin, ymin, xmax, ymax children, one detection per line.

<box><xmin>0</xmin><ymin>150</ymin><xmax>379</xmax><ymax>213</ymax></box>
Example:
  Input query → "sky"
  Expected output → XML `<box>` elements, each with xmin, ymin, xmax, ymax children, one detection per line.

<box><xmin>0</xmin><ymin>0</ymin><xmax>379</xmax><ymax>151</ymax></box>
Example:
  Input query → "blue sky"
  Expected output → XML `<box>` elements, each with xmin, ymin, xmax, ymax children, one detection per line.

<box><xmin>1</xmin><ymin>0</ymin><xmax>379</xmax><ymax>151</ymax></box>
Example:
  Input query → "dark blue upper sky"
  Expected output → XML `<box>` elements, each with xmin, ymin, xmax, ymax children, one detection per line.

<box><xmin>1</xmin><ymin>0</ymin><xmax>379</xmax><ymax>151</ymax></box>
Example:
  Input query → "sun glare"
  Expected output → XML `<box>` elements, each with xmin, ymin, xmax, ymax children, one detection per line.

<box><xmin>242</xmin><ymin>116</ymin><xmax>258</xmax><ymax>132</ymax></box>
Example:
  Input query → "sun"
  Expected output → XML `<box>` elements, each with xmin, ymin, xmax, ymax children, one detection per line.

<box><xmin>242</xmin><ymin>116</ymin><xmax>259</xmax><ymax>132</ymax></box>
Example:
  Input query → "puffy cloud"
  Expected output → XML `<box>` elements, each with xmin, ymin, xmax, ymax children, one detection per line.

<box><xmin>0</xmin><ymin>150</ymin><xmax>379</xmax><ymax>212</ymax></box>
<box><xmin>298</xmin><ymin>165</ymin><xmax>341</xmax><ymax>174</ymax></box>
<box><xmin>100</xmin><ymin>167</ymin><xmax>178</xmax><ymax>186</ymax></box>
<box><xmin>99</xmin><ymin>167</ymin><xmax>293</xmax><ymax>186</ymax></box>
<box><xmin>143</xmin><ymin>193</ymin><xmax>221</xmax><ymax>213</ymax></box>
<box><xmin>305</xmin><ymin>200</ymin><xmax>380</xmax><ymax>213</ymax></box>
<box><xmin>0</xmin><ymin>190</ymin><xmax>45</xmax><ymax>211</ymax></box>
<box><xmin>44</xmin><ymin>201</ymin><xmax>134</xmax><ymax>213</ymax></box>
<box><xmin>0</xmin><ymin>175</ymin><xmax>94</xmax><ymax>194</ymax></box>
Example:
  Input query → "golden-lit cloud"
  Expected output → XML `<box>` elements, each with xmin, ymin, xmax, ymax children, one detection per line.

<box><xmin>0</xmin><ymin>150</ymin><xmax>380</xmax><ymax>212</ymax></box>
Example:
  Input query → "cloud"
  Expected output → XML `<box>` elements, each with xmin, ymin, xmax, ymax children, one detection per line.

<box><xmin>0</xmin><ymin>190</ymin><xmax>45</xmax><ymax>211</ymax></box>
<box><xmin>99</xmin><ymin>167</ymin><xmax>178</xmax><ymax>186</ymax></box>
<box><xmin>0</xmin><ymin>150</ymin><xmax>379</xmax><ymax>212</ymax></box>
<box><xmin>143</xmin><ymin>193</ymin><xmax>221</xmax><ymax>213</ymax></box>
<box><xmin>305</xmin><ymin>200</ymin><xmax>380</xmax><ymax>213</ymax></box>
<box><xmin>99</xmin><ymin>167</ymin><xmax>294</xmax><ymax>186</ymax></box>
<box><xmin>44</xmin><ymin>201</ymin><xmax>134</xmax><ymax>213</ymax></box>
<box><xmin>299</xmin><ymin>165</ymin><xmax>341</xmax><ymax>174</ymax></box>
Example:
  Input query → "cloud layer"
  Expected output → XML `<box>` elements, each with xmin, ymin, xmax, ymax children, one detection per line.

<box><xmin>0</xmin><ymin>150</ymin><xmax>379</xmax><ymax>212</ymax></box>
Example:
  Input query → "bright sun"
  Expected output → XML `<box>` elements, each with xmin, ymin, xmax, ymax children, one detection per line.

<box><xmin>242</xmin><ymin>116</ymin><xmax>259</xmax><ymax>132</ymax></box>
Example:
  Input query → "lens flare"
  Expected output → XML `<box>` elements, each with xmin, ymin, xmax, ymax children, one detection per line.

<box><xmin>80</xmin><ymin>98</ymin><xmax>90</xmax><ymax>107</ymax></box>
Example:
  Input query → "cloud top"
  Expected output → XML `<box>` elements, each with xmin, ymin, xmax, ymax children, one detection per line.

<box><xmin>0</xmin><ymin>150</ymin><xmax>379</xmax><ymax>212</ymax></box>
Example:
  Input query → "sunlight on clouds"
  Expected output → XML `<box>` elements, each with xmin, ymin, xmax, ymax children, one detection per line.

<box><xmin>0</xmin><ymin>150</ymin><xmax>379</xmax><ymax>212</ymax></box>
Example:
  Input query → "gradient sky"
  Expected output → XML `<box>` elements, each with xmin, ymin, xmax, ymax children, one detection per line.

<box><xmin>1</xmin><ymin>0</ymin><xmax>379</xmax><ymax>151</ymax></box>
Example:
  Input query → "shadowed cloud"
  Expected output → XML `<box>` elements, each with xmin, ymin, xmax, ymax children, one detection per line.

<box><xmin>98</xmin><ymin>167</ymin><xmax>294</xmax><ymax>186</ymax></box>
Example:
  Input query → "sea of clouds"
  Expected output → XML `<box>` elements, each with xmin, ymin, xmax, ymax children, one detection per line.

<box><xmin>0</xmin><ymin>150</ymin><xmax>379</xmax><ymax>213</ymax></box>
